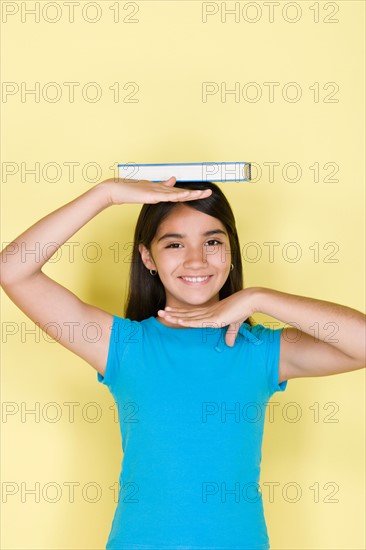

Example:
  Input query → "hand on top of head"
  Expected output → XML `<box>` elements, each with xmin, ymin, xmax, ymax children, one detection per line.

<box><xmin>97</xmin><ymin>176</ymin><xmax>213</xmax><ymax>206</ymax></box>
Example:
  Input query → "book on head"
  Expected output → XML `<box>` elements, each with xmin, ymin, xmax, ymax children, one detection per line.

<box><xmin>118</xmin><ymin>162</ymin><xmax>251</xmax><ymax>182</ymax></box>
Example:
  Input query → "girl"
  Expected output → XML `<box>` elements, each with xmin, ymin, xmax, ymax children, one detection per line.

<box><xmin>1</xmin><ymin>176</ymin><xmax>365</xmax><ymax>550</ymax></box>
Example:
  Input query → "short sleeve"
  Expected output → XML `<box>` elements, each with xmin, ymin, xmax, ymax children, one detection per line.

<box><xmin>97</xmin><ymin>315</ymin><xmax>132</xmax><ymax>391</ymax></box>
<box><xmin>245</xmin><ymin>322</ymin><xmax>288</xmax><ymax>395</ymax></box>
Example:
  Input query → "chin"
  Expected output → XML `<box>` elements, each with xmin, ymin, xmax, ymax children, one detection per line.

<box><xmin>182</xmin><ymin>294</ymin><xmax>219</xmax><ymax>307</ymax></box>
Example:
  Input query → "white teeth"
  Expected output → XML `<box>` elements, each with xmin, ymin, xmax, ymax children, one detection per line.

<box><xmin>181</xmin><ymin>276</ymin><xmax>209</xmax><ymax>282</ymax></box>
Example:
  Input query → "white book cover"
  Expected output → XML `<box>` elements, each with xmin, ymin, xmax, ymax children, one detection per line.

<box><xmin>118</xmin><ymin>162</ymin><xmax>251</xmax><ymax>182</ymax></box>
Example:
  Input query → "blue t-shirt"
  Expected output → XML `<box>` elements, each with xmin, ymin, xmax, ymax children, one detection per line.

<box><xmin>97</xmin><ymin>315</ymin><xmax>288</xmax><ymax>550</ymax></box>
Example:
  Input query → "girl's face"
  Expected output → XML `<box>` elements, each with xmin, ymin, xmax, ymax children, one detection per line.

<box><xmin>139</xmin><ymin>205</ymin><xmax>232</xmax><ymax>319</ymax></box>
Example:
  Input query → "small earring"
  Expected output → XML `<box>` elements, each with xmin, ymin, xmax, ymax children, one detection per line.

<box><xmin>149</xmin><ymin>269</ymin><xmax>157</xmax><ymax>276</ymax></box>
<box><xmin>230</xmin><ymin>263</ymin><xmax>234</xmax><ymax>271</ymax></box>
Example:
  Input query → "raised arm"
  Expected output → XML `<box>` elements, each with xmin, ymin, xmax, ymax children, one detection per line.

<box><xmin>0</xmin><ymin>183</ymin><xmax>115</xmax><ymax>374</ymax></box>
<box><xmin>253</xmin><ymin>288</ymin><xmax>366</xmax><ymax>382</ymax></box>
<box><xmin>0</xmin><ymin>177</ymin><xmax>211</xmax><ymax>376</ymax></box>
<box><xmin>157</xmin><ymin>286</ymin><xmax>366</xmax><ymax>382</ymax></box>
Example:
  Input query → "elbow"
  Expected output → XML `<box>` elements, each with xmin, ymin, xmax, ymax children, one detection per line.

<box><xmin>0</xmin><ymin>261</ymin><xmax>14</xmax><ymax>289</ymax></box>
<box><xmin>0</xmin><ymin>244</ymin><xmax>18</xmax><ymax>287</ymax></box>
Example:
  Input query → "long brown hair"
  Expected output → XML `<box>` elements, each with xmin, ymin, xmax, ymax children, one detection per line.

<box><xmin>124</xmin><ymin>181</ymin><xmax>253</xmax><ymax>326</ymax></box>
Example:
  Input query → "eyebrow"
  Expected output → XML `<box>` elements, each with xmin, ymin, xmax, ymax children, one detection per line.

<box><xmin>157</xmin><ymin>229</ymin><xmax>227</xmax><ymax>243</ymax></box>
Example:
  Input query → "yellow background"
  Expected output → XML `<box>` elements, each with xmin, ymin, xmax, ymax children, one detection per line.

<box><xmin>1</xmin><ymin>1</ymin><xmax>365</xmax><ymax>548</ymax></box>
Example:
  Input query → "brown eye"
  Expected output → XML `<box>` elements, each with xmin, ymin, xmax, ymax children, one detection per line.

<box><xmin>205</xmin><ymin>240</ymin><xmax>222</xmax><ymax>246</ymax></box>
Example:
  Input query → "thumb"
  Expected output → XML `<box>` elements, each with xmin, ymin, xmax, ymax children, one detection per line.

<box><xmin>225</xmin><ymin>323</ymin><xmax>240</xmax><ymax>347</ymax></box>
<box><xmin>162</xmin><ymin>176</ymin><xmax>177</xmax><ymax>187</ymax></box>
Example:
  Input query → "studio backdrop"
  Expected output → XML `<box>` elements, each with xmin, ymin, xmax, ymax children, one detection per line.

<box><xmin>1</xmin><ymin>1</ymin><xmax>365</xmax><ymax>549</ymax></box>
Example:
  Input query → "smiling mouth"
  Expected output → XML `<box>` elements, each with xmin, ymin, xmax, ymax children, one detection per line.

<box><xmin>179</xmin><ymin>275</ymin><xmax>213</xmax><ymax>284</ymax></box>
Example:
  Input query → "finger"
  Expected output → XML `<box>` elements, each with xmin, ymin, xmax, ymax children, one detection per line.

<box><xmin>170</xmin><ymin>189</ymin><xmax>211</xmax><ymax>196</ymax></box>
<box><xmin>225</xmin><ymin>332</ymin><xmax>235</xmax><ymax>347</ymax></box>
<box><xmin>165</xmin><ymin>315</ymin><xmax>216</xmax><ymax>328</ymax></box>
<box><xmin>163</xmin><ymin>311</ymin><xmax>212</xmax><ymax>321</ymax></box>
<box><xmin>163</xmin><ymin>315</ymin><xmax>205</xmax><ymax>328</ymax></box>
<box><xmin>181</xmin><ymin>196</ymin><xmax>208</xmax><ymax>202</ymax></box>
<box><xmin>158</xmin><ymin>186</ymin><xmax>190</xmax><ymax>195</ymax></box>
<box><xmin>181</xmin><ymin>189</ymin><xmax>212</xmax><ymax>200</ymax></box>
<box><xmin>173</xmin><ymin>317</ymin><xmax>208</xmax><ymax>328</ymax></box>
<box><xmin>156</xmin><ymin>189</ymin><xmax>201</xmax><ymax>201</ymax></box>
<box><xmin>225</xmin><ymin>323</ymin><xmax>240</xmax><ymax>347</ymax></box>
<box><xmin>162</xmin><ymin>188</ymin><xmax>212</xmax><ymax>197</ymax></box>
<box><xmin>164</xmin><ymin>306</ymin><xmax>208</xmax><ymax>313</ymax></box>
<box><xmin>165</xmin><ymin>316</ymin><xmax>184</xmax><ymax>325</ymax></box>
<box><xmin>174</xmin><ymin>312</ymin><xmax>212</xmax><ymax>320</ymax></box>
<box><xmin>225</xmin><ymin>335</ymin><xmax>235</xmax><ymax>347</ymax></box>
<box><xmin>158</xmin><ymin>310</ymin><xmax>201</xmax><ymax>320</ymax></box>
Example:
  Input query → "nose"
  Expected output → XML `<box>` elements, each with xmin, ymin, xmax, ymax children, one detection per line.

<box><xmin>183</xmin><ymin>246</ymin><xmax>209</xmax><ymax>269</ymax></box>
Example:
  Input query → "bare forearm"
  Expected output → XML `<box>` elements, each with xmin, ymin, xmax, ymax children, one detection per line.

<box><xmin>251</xmin><ymin>287</ymin><xmax>366</xmax><ymax>364</ymax></box>
<box><xmin>1</xmin><ymin>183</ymin><xmax>111</xmax><ymax>286</ymax></box>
